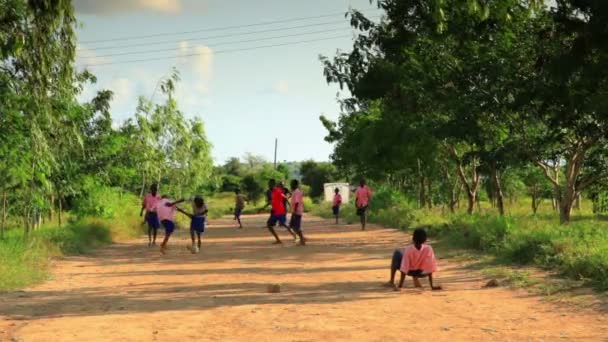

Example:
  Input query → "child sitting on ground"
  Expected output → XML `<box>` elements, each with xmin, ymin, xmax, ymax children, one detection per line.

<box><xmin>386</xmin><ymin>228</ymin><xmax>442</xmax><ymax>291</ymax></box>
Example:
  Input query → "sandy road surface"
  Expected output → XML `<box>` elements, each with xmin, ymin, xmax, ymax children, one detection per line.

<box><xmin>1</xmin><ymin>215</ymin><xmax>607</xmax><ymax>341</ymax></box>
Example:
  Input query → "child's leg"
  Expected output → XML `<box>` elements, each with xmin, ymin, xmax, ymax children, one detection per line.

<box><xmin>190</xmin><ymin>228</ymin><xmax>196</xmax><ymax>246</ymax></box>
<box><xmin>237</xmin><ymin>215</ymin><xmax>242</xmax><ymax>228</ymax></box>
<box><xmin>147</xmin><ymin>225</ymin><xmax>153</xmax><ymax>245</ymax></box>
<box><xmin>197</xmin><ymin>231</ymin><xmax>202</xmax><ymax>249</ymax></box>
<box><xmin>361</xmin><ymin>209</ymin><xmax>367</xmax><ymax>230</ymax></box>
<box><xmin>267</xmin><ymin>226</ymin><xmax>282</xmax><ymax>243</ymax></box>
<box><xmin>152</xmin><ymin>227</ymin><xmax>157</xmax><ymax>244</ymax></box>
<box><xmin>388</xmin><ymin>249</ymin><xmax>402</xmax><ymax>284</ymax></box>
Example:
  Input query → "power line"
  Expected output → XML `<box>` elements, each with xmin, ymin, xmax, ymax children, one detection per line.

<box><xmin>80</xmin><ymin>27</ymin><xmax>351</xmax><ymax>60</ymax></box>
<box><xmin>80</xmin><ymin>34</ymin><xmax>352</xmax><ymax>67</ymax></box>
<box><xmin>80</xmin><ymin>10</ymin><xmax>380</xmax><ymax>44</ymax></box>
<box><xmin>80</xmin><ymin>18</ymin><xmax>378</xmax><ymax>52</ymax></box>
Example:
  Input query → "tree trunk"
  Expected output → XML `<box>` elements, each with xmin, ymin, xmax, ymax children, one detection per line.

<box><xmin>491</xmin><ymin>161</ymin><xmax>505</xmax><ymax>216</ymax></box>
<box><xmin>426</xmin><ymin>177</ymin><xmax>433</xmax><ymax>209</ymax></box>
<box><xmin>49</xmin><ymin>193</ymin><xmax>54</xmax><ymax>221</ymax></box>
<box><xmin>1</xmin><ymin>191</ymin><xmax>6</xmax><ymax>240</ymax></box>
<box><xmin>417</xmin><ymin>159</ymin><xmax>425</xmax><ymax>209</ymax></box>
<box><xmin>58</xmin><ymin>197</ymin><xmax>63</xmax><ymax>227</ymax></box>
<box><xmin>447</xmin><ymin>146</ymin><xmax>480</xmax><ymax>215</ymax></box>
<box><xmin>467</xmin><ymin>192</ymin><xmax>475</xmax><ymax>215</ymax></box>
<box><xmin>531</xmin><ymin>186</ymin><xmax>538</xmax><ymax>215</ymax></box>
<box><xmin>139</xmin><ymin>173</ymin><xmax>147</xmax><ymax>199</ymax></box>
<box><xmin>574</xmin><ymin>193</ymin><xmax>581</xmax><ymax>210</ymax></box>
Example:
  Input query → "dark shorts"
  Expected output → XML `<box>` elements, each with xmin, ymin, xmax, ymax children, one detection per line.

<box><xmin>268</xmin><ymin>214</ymin><xmax>287</xmax><ymax>227</ymax></box>
<box><xmin>161</xmin><ymin>220</ymin><xmax>175</xmax><ymax>234</ymax></box>
<box><xmin>145</xmin><ymin>212</ymin><xmax>160</xmax><ymax>229</ymax></box>
<box><xmin>332</xmin><ymin>205</ymin><xmax>340</xmax><ymax>216</ymax></box>
<box><xmin>190</xmin><ymin>216</ymin><xmax>205</xmax><ymax>233</ymax></box>
<box><xmin>234</xmin><ymin>208</ymin><xmax>242</xmax><ymax>218</ymax></box>
<box><xmin>356</xmin><ymin>206</ymin><xmax>368</xmax><ymax>216</ymax></box>
<box><xmin>289</xmin><ymin>214</ymin><xmax>302</xmax><ymax>231</ymax></box>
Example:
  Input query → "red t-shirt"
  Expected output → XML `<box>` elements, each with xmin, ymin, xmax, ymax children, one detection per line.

<box><xmin>271</xmin><ymin>187</ymin><xmax>286</xmax><ymax>215</ymax></box>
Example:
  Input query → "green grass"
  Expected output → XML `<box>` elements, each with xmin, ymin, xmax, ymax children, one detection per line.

<box><xmin>0</xmin><ymin>190</ymin><xmax>142</xmax><ymax>291</ymax></box>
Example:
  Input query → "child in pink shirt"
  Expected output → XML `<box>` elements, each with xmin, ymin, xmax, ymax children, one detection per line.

<box><xmin>155</xmin><ymin>195</ymin><xmax>177</xmax><ymax>254</ymax></box>
<box><xmin>355</xmin><ymin>179</ymin><xmax>372</xmax><ymax>230</ymax></box>
<box><xmin>289</xmin><ymin>180</ymin><xmax>307</xmax><ymax>245</ymax></box>
<box><xmin>386</xmin><ymin>228</ymin><xmax>442</xmax><ymax>291</ymax></box>
<box><xmin>140</xmin><ymin>184</ymin><xmax>160</xmax><ymax>246</ymax></box>
<box><xmin>332</xmin><ymin>188</ymin><xmax>342</xmax><ymax>224</ymax></box>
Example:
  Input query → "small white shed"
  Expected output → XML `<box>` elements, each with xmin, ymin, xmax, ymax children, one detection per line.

<box><xmin>323</xmin><ymin>183</ymin><xmax>350</xmax><ymax>203</ymax></box>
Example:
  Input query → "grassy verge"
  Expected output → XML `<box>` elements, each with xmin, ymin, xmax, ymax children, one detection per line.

<box><xmin>0</xmin><ymin>191</ymin><xmax>142</xmax><ymax>291</ymax></box>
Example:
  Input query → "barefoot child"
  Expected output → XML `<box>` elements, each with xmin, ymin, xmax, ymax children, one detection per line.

<box><xmin>289</xmin><ymin>180</ymin><xmax>307</xmax><ymax>245</ymax></box>
<box><xmin>140</xmin><ymin>184</ymin><xmax>161</xmax><ymax>246</ymax></box>
<box><xmin>332</xmin><ymin>187</ymin><xmax>342</xmax><ymax>224</ymax></box>
<box><xmin>234</xmin><ymin>189</ymin><xmax>245</xmax><ymax>229</ymax></box>
<box><xmin>156</xmin><ymin>195</ymin><xmax>177</xmax><ymax>254</ymax></box>
<box><xmin>173</xmin><ymin>196</ymin><xmax>208</xmax><ymax>253</ymax></box>
<box><xmin>387</xmin><ymin>228</ymin><xmax>442</xmax><ymax>291</ymax></box>
<box><xmin>355</xmin><ymin>179</ymin><xmax>372</xmax><ymax>230</ymax></box>
<box><xmin>267</xmin><ymin>179</ymin><xmax>297</xmax><ymax>244</ymax></box>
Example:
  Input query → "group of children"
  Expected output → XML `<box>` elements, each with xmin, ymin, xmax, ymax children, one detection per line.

<box><xmin>140</xmin><ymin>184</ymin><xmax>208</xmax><ymax>254</ymax></box>
<box><xmin>140</xmin><ymin>179</ymin><xmax>442</xmax><ymax>290</ymax></box>
<box><xmin>264</xmin><ymin>179</ymin><xmax>307</xmax><ymax>245</ymax></box>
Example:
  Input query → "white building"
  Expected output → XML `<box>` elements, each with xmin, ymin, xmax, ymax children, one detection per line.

<box><xmin>323</xmin><ymin>183</ymin><xmax>350</xmax><ymax>203</ymax></box>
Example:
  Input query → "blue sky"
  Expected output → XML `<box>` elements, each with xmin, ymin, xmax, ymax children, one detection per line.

<box><xmin>74</xmin><ymin>0</ymin><xmax>379</xmax><ymax>165</ymax></box>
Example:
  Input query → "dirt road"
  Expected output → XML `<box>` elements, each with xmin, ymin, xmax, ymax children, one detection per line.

<box><xmin>1</xmin><ymin>215</ymin><xmax>606</xmax><ymax>341</ymax></box>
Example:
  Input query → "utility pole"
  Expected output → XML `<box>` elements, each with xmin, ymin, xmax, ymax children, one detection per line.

<box><xmin>274</xmin><ymin>138</ymin><xmax>278</xmax><ymax>169</ymax></box>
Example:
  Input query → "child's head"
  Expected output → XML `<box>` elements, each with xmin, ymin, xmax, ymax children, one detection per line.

<box><xmin>412</xmin><ymin>228</ymin><xmax>428</xmax><ymax>246</ymax></box>
<box><xmin>235</xmin><ymin>188</ymin><xmax>240</xmax><ymax>194</ymax></box>
<box><xmin>334</xmin><ymin>187</ymin><xmax>340</xmax><ymax>194</ymax></box>
<box><xmin>268</xmin><ymin>179</ymin><xmax>276</xmax><ymax>189</ymax></box>
<box><xmin>359</xmin><ymin>178</ymin><xmax>366</xmax><ymax>187</ymax></box>
<box><xmin>278</xmin><ymin>181</ymin><xmax>285</xmax><ymax>189</ymax></box>
<box><xmin>290</xmin><ymin>179</ymin><xmax>299</xmax><ymax>191</ymax></box>
<box><xmin>150</xmin><ymin>183</ymin><xmax>158</xmax><ymax>195</ymax></box>
<box><xmin>194</xmin><ymin>196</ymin><xmax>204</xmax><ymax>208</ymax></box>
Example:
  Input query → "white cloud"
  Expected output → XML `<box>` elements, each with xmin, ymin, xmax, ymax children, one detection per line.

<box><xmin>273</xmin><ymin>80</ymin><xmax>289</xmax><ymax>94</ymax></box>
<box><xmin>177</xmin><ymin>41</ymin><xmax>214</xmax><ymax>94</ymax></box>
<box><xmin>74</xmin><ymin>0</ymin><xmax>183</xmax><ymax>15</ymax></box>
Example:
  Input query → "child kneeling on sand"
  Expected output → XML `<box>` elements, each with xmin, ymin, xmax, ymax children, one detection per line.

<box><xmin>386</xmin><ymin>228</ymin><xmax>442</xmax><ymax>291</ymax></box>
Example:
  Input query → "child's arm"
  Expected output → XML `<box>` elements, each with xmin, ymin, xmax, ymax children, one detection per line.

<box><xmin>140</xmin><ymin>198</ymin><xmax>146</xmax><ymax>216</ymax></box>
<box><xmin>176</xmin><ymin>207</ymin><xmax>193</xmax><ymax>218</ymax></box>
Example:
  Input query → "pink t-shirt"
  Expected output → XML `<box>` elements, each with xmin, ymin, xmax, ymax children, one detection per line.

<box><xmin>143</xmin><ymin>193</ymin><xmax>160</xmax><ymax>212</ymax></box>
<box><xmin>400</xmin><ymin>244</ymin><xmax>438</xmax><ymax>274</ymax></box>
<box><xmin>155</xmin><ymin>198</ymin><xmax>176</xmax><ymax>222</ymax></box>
<box><xmin>333</xmin><ymin>193</ymin><xmax>342</xmax><ymax>207</ymax></box>
<box><xmin>291</xmin><ymin>189</ymin><xmax>304</xmax><ymax>215</ymax></box>
<box><xmin>355</xmin><ymin>186</ymin><xmax>372</xmax><ymax>207</ymax></box>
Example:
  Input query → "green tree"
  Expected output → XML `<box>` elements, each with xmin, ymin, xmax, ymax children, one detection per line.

<box><xmin>300</xmin><ymin>161</ymin><xmax>337</xmax><ymax>198</ymax></box>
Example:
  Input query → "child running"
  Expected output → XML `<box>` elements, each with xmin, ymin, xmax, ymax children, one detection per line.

<box><xmin>172</xmin><ymin>196</ymin><xmax>208</xmax><ymax>253</ymax></box>
<box><xmin>266</xmin><ymin>179</ymin><xmax>297</xmax><ymax>244</ymax></box>
<box><xmin>355</xmin><ymin>179</ymin><xmax>372</xmax><ymax>230</ymax></box>
<box><xmin>156</xmin><ymin>195</ymin><xmax>177</xmax><ymax>255</ymax></box>
<box><xmin>140</xmin><ymin>184</ymin><xmax>161</xmax><ymax>246</ymax></box>
<box><xmin>332</xmin><ymin>187</ymin><xmax>342</xmax><ymax>224</ymax></box>
<box><xmin>234</xmin><ymin>189</ymin><xmax>246</xmax><ymax>229</ymax></box>
<box><xmin>289</xmin><ymin>180</ymin><xmax>307</xmax><ymax>246</ymax></box>
<box><xmin>386</xmin><ymin>228</ymin><xmax>442</xmax><ymax>291</ymax></box>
